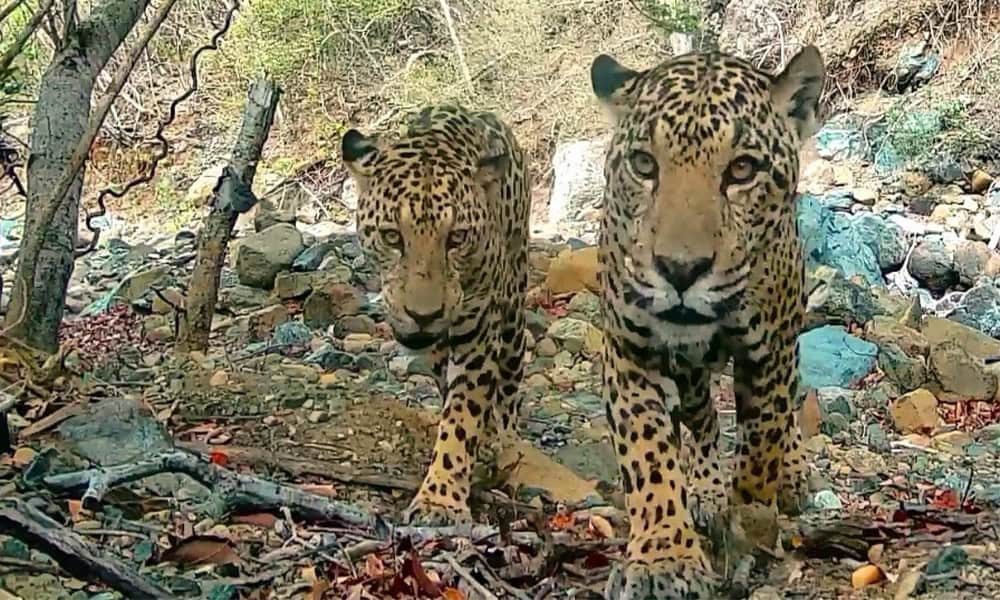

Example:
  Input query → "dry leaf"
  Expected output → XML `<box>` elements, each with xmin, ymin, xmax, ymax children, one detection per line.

<box><xmin>549</xmin><ymin>512</ymin><xmax>575</xmax><ymax>530</ymax></box>
<box><xmin>161</xmin><ymin>535</ymin><xmax>240</xmax><ymax>566</ymax></box>
<box><xmin>67</xmin><ymin>499</ymin><xmax>85</xmax><ymax>523</ymax></box>
<box><xmin>309</xmin><ymin>578</ymin><xmax>329</xmax><ymax>600</ymax></box>
<box><xmin>301</xmin><ymin>565</ymin><xmax>318</xmax><ymax>584</ymax></box>
<box><xmin>588</xmin><ymin>515</ymin><xmax>614</xmax><ymax>539</ymax></box>
<box><xmin>407</xmin><ymin>550</ymin><xmax>442</xmax><ymax>596</ymax></box>
<box><xmin>441</xmin><ymin>588</ymin><xmax>466</xmax><ymax>600</ymax></box>
<box><xmin>232</xmin><ymin>513</ymin><xmax>278</xmax><ymax>529</ymax></box>
<box><xmin>11</xmin><ymin>447</ymin><xmax>36</xmax><ymax>468</ymax></box>
<box><xmin>868</xmin><ymin>543</ymin><xmax>885</xmax><ymax>563</ymax></box>
<box><xmin>851</xmin><ymin>564</ymin><xmax>884</xmax><ymax>589</ymax></box>
<box><xmin>364</xmin><ymin>554</ymin><xmax>385</xmax><ymax>579</ymax></box>
<box><xmin>799</xmin><ymin>389</ymin><xmax>821</xmax><ymax>438</ymax></box>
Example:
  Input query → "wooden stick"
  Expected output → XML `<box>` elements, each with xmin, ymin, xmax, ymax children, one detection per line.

<box><xmin>0</xmin><ymin>498</ymin><xmax>171</xmax><ymax>598</ymax></box>
<box><xmin>42</xmin><ymin>449</ymin><xmax>372</xmax><ymax>526</ymax></box>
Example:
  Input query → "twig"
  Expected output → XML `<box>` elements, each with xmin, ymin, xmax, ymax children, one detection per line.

<box><xmin>0</xmin><ymin>555</ymin><xmax>62</xmax><ymax>575</ymax></box>
<box><xmin>437</xmin><ymin>0</ymin><xmax>473</xmax><ymax>96</ymax></box>
<box><xmin>42</xmin><ymin>449</ymin><xmax>372</xmax><ymax>526</ymax></box>
<box><xmin>0</xmin><ymin>0</ymin><xmax>57</xmax><ymax>74</ymax></box>
<box><xmin>445</xmin><ymin>554</ymin><xmax>500</xmax><ymax>600</ymax></box>
<box><xmin>0</xmin><ymin>498</ymin><xmax>171</xmax><ymax>598</ymax></box>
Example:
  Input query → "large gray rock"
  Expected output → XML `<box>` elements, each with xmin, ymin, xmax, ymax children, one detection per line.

<box><xmin>949</xmin><ymin>283</ymin><xmax>1000</xmax><ymax>338</ymax></box>
<box><xmin>236</xmin><ymin>223</ymin><xmax>305</xmax><ymax>289</ymax></box>
<box><xmin>907</xmin><ymin>237</ymin><xmax>957</xmax><ymax>294</ymax></box>
<box><xmin>547</xmin><ymin>136</ymin><xmax>609</xmax><ymax>231</ymax></box>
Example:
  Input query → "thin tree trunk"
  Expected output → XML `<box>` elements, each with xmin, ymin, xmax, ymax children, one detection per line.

<box><xmin>176</xmin><ymin>77</ymin><xmax>281</xmax><ymax>353</ymax></box>
<box><xmin>4</xmin><ymin>0</ymin><xmax>151</xmax><ymax>352</ymax></box>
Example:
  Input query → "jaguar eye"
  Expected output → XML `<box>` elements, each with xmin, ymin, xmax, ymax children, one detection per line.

<box><xmin>380</xmin><ymin>228</ymin><xmax>402</xmax><ymax>248</ymax></box>
<box><xmin>727</xmin><ymin>155</ymin><xmax>759</xmax><ymax>184</ymax></box>
<box><xmin>628</xmin><ymin>150</ymin><xmax>658</xmax><ymax>179</ymax></box>
<box><xmin>447</xmin><ymin>229</ymin><xmax>468</xmax><ymax>249</ymax></box>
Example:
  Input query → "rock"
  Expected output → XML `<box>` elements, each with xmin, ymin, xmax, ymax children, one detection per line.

<box><xmin>209</xmin><ymin>370</ymin><xmax>230</xmax><ymax>387</ymax></box>
<box><xmin>797</xmin><ymin>194</ymin><xmax>882</xmax><ymax>286</ymax></box>
<box><xmin>254</xmin><ymin>199</ymin><xmax>296</xmax><ymax>232</ymax></box>
<box><xmin>235</xmin><ymin>223</ymin><xmax>305</xmax><ymax>289</ymax></box>
<box><xmin>293</xmin><ymin>241</ymin><xmax>336</xmax><ymax>272</ymax></box>
<box><xmin>901</xmin><ymin>171</ymin><xmax>932</xmax><ymax>196</ymax></box>
<box><xmin>952</xmin><ymin>240</ymin><xmax>995</xmax><ymax>286</ymax></box>
<box><xmin>304</xmin><ymin>345</ymin><xmax>356</xmax><ymax>370</ymax></box>
<box><xmin>554</xmin><ymin>442</ymin><xmax>619</xmax><ymax>484</ymax></box>
<box><xmin>971</xmin><ymin>169</ymin><xmax>994</xmax><ymax>193</ymax></box>
<box><xmin>243</xmin><ymin>304</ymin><xmax>289</xmax><ymax>342</ymax></box>
<box><xmin>535</xmin><ymin>337</ymin><xmax>559</xmax><ymax>357</ymax></box>
<box><xmin>566</xmin><ymin>290</ymin><xmax>601</xmax><ymax>322</ymax></box>
<box><xmin>851</xmin><ymin>213</ymin><xmax>908</xmax><ymax>271</ymax></box>
<box><xmin>319</xmin><ymin>373</ymin><xmax>338</xmax><ymax>388</ymax></box>
<box><xmin>864</xmin><ymin>316</ymin><xmax>929</xmax><ymax>357</ymax></box>
<box><xmin>58</xmin><ymin>399</ymin><xmax>173</xmax><ymax>467</ymax></box>
<box><xmin>907</xmin><ymin>195</ymin><xmax>937</xmax><ymax>215</ymax></box>
<box><xmin>185</xmin><ymin>164</ymin><xmax>225</xmax><ymax>206</ymax></box>
<box><xmin>151</xmin><ymin>286</ymin><xmax>185</xmax><ymax>314</ymax></box>
<box><xmin>342</xmin><ymin>333</ymin><xmax>373</xmax><ymax>353</ymax></box>
<box><xmin>890</xmin><ymin>389</ymin><xmax>939</xmax><ymax>434</ymax></box>
<box><xmin>929</xmin><ymin>203</ymin><xmax>969</xmax><ymax>229</ymax></box>
<box><xmin>272</xmin><ymin>320</ymin><xmax>313</xmax><ymax>346</ymax></box>
<box><xmin>303</xmin><ymin>283</ymin><xmax>364</xmax><ymax>329</ymax></box>
<box><xmin>218</xmin><ymin>284</ymin><xmax>273</xmax><ymax>313</ymax></box>
<box><xmin>923</xmin><ymin>316</ymin><xmax>1000</xmax><ymax>360</ymax></box>
<box><xmin>878</xmin><ymin>342</ymin><xmax>928</xmax><ymax>391</ymax></box>
<box><xmin>928</xmin><ymin>341</ymin><xmax>997</xmax><ymax>402</ymax></box>
<box><xmin>546</xmin><ymin>318</ymin><xmax>602</xmax><ymax>355</ymax></box>
<box><xmin>340</xmin><ymin>177</ymin><xmax>359</xmax><ymax>210</ymax></box>
<box><xmin>851</xmin><ymin>187</ymin><xmax>878</xmax><ymax>205</ymax></box>
<box><xmin>907</xmin><ymin>238</ymin><xmax>957</xmax><ymax>293</ymax></box>
<box><xmin>949</xmin><ymin>283</ymin><xmax>1000</xmax><ymax>338</ymax></box>
<box><xmin>118</xmin><ymin>265</ymin><xmax>170</xmax><ymax>302</ymax></box>
<box><xmin>274</xmin><ymin>272</ymin><xmax>315</xmax><ymax>299</ymax></box>
<box><xmin>806</xmin><ymin>268</ymin><xmax>892</xmax><ymax>328</ymax></box>
<box><xmin>816</xmin><ymin>387</ymin><xmax>855</xmax><ymax>436</ymax></box>
<box><xmin>545</xmin><ymin>247</ymin><xmax>600</xmax><ymax>294</ymax></box>
<box><xmin>812</xmin><ymin>489</ymin><xmax>843</xmax><ymax>510</ymax></box>
<box><xmin>799</xmin><ymin>326</ymin><xmax>878</xmax><ymax>389</ymax></box>
<box><xmin>547</xmin><ymin>136</ymin><xmax>608</xmax><ymax>227</ymax></box>
<box><xmin>338</xmin><ymin>314</ymin><xmax>376</xmax><ymax>336</ymax></box>
<box><xmin>282</xmin><ymin>363</ymin><xmax>320</xmax><ymax>383</ymax></box>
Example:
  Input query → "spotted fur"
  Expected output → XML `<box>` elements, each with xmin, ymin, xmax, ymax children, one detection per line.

<box><xmin>589</xmin><ymin>47</ymin><xmax>826</xmax><ymax>598</ymax></box>
<box><xmin>341</xmin><ymin>105</ymin><xmax>530</xmax><ymax>524</ymax></box>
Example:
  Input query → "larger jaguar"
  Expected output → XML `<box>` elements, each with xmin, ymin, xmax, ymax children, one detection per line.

<box><xmin>589</xmin><ymin>46</ymin><xmax>826</xmax><ymax>598</ymax></box>
<box><xmin>341</xmin><ymin>104</ymin><xmax>530</xmax><ymax>524</ymax></box>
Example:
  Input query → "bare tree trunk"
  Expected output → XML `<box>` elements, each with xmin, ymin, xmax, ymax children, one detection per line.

<box><xmin>5</xmin><ymin>0</ymin><xmax>151</xmax><ymax>352</ymax></box>
<box><xmin>176</xmin><ymin>77</ymin><xmax>281</xmax><ymax>353</ymax></box>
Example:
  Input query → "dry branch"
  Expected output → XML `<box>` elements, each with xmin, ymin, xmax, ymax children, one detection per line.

<box><xmin>42</xmin><ymin>449</ymin><xmax>372</xmax><ymax>526</ymax></box>
<box><xmin>176</xmin><ymin>76</ymin><xmax>280</xmax><ymax>352</ymax></box>
<box><xmin>0</xmin><ymin>498</ymin><xmax>171</xmax><ymax>598</ymax></box>
<box><xmin>0</xmin><ymin>0</ymin><xmax>56</xmax><ymax>74</ymax></box>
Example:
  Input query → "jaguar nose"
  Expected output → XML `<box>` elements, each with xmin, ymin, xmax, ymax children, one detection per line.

<box><xmin>653</xmin><ymin>255</ymin><xmax>714</xmax><ymax>293</ymax></box>
<box><xmin>405</xmin><ymin>306</ymin><xmax>445</xmax><ymax>328</ymax></box>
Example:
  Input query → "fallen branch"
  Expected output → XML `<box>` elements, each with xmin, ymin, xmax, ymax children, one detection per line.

<box><xmin>0</xmin><ymin>498</ymin><xmax>171</xmax><ymax>598</ymax></box>
<box><xmin>42</xmin><ymin>450</ymin><xmax>372</xmax><ymax>526</ymax></box>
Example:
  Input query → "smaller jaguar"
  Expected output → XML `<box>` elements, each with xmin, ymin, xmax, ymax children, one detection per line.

<box><xmin>341</xmin><ymin>105</ymin><xmax>531</xmax><ymax>524</ymax></box>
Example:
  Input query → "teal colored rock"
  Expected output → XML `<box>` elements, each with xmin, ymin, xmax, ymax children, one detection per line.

<box><xmin>799</xmin><ymin>326</ymin><xmax>878</xmax><ymax>389</ymax></box>
<box><xmin>851</xmin><ymin>213</ymin><xmax>908</xmax><ymax>272</ymax></box>
<box><xmin>797</xmin><ymin>194</ymin><xmax>884</xmax><ymax>286</ymax></box>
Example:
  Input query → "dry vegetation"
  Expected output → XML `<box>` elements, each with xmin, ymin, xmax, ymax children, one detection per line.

<box><xmin>1</xmin><ymin>0</ymin><xmax>998</xmax><ymax>229</ymax></box>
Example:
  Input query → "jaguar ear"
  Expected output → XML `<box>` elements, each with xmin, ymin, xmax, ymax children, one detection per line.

<box><xmin>771</xmin><ymin>45</ymin><xmax>826</xmax><ymax>141</ymax></box>
<box><xmin>341</xmin><ymin>128</ymin><xmax>379</xmax><ymax>188</ymax></box>
<box><xmin>590</xmin><ymin>54</ymin><xmax>640</xmax><ymax>124</ymax></box>
<box><xmin>475</xmin><ymin>151</ymin><xmax>509</xmax><ymax>189</ymax></box>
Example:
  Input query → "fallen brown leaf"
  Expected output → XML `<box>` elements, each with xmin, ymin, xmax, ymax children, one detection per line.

<box><xmin>232</xmin><ymin>513</ymin><xmax>278</xmax><ymax>529</ymax></box>
<box><xmin>799</xmin><ymin>388</ymin><xmax>821</xmax><ymax>438</ymax></box>
<box><xmin>441</xmin><ymin>588</ymin><xmax>466</xmax><ymax>600</ymax></box>
<box><xmin>161</xmin><ymin>535</ymin><xmax>240</xmax><ymax>567</ymax></box>
<box><xmin>298</xmin><ymin>483</ymin><xmax>338</xmax><ymax>498</ymax></box>
<box><xmin>588</xmin><ymin>515</ymin><xmax>614</xmax><ymax>539</ymax></box>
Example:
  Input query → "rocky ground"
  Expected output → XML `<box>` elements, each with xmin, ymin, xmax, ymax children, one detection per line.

<box><xmin>2</xmin><ymin>49</ymin><xmax>1000</xmax><ymax>600</ymax></box>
